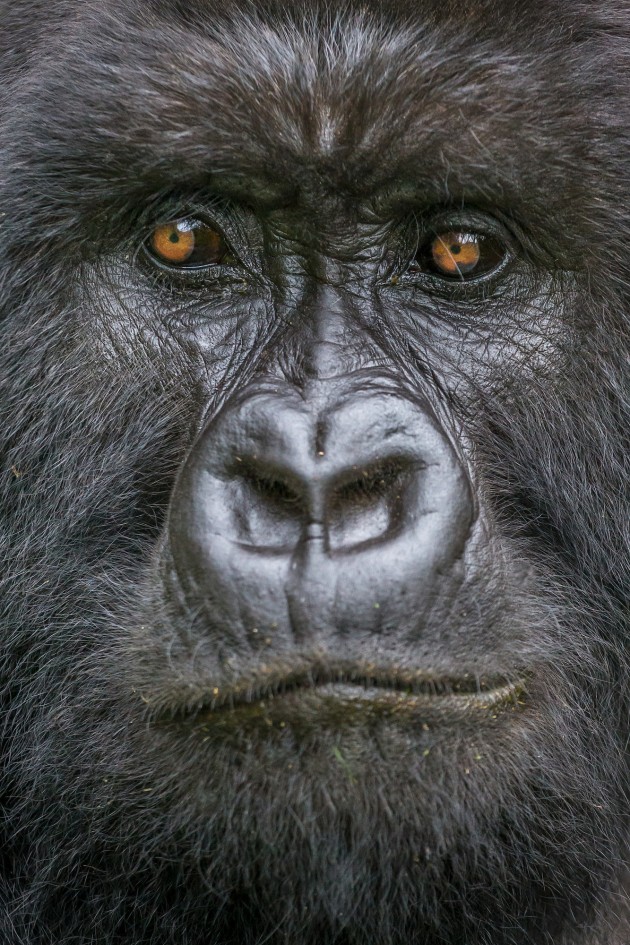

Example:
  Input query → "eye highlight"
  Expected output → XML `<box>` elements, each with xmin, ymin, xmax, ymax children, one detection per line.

<box><xmin>147</xmin><ymin>218</ymin><xmax>234</xmax><ymax>269</ymax></box>
<box><xmin>414</xmin><ymin>230</ymin><xmax>507</xmax><ymax>281</ymax></box>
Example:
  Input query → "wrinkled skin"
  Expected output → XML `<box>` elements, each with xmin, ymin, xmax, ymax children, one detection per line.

<box><xmin>0</xmin><ymin>1</ymin><xmax>629</xmax><ymax>944</ymax></box>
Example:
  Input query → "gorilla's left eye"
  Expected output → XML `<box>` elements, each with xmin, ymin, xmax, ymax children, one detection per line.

<box><xmin>146</xmin><ymin>218</ymin><xmax>234</xmax><ymax>269</ymax></box>
<box><xmin>414</xmin><ymin>230</ymin><xmax>506</xmax><ymax>281</ymax></box>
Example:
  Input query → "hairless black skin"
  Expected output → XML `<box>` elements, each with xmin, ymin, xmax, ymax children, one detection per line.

<box><xmin>0</xmin><ymin>1</ymin><xmax>629</xmax><ymax>943</ymax></box>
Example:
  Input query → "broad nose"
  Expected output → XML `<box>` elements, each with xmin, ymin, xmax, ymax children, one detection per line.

<box><xmin>167</xmin><ymin>379</ymin><xmax>474</xmax><ymax>640</ymax></box>
<box><xmin>192</xmin><ymin>391</ymin><xmax>435</xmax><ymax>555</ymax></box>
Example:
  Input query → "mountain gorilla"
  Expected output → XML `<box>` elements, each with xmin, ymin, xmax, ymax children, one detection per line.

<box><xmin>0</xmin><ymin>0</ymin><xmax>628</xmax><ymax>943</ymax></box>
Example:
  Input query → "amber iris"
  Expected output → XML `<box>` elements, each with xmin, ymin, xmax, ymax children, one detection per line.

<box><xmin>149</xmin><ymin>219</ymin><xmax>230</xmax><ymax>268</ymax></box>
<box><xmin>417</xmin><ymin>230</ymin><xmax>505</xmax><ymax>281</ymax></box>
<box><xmin>431</xmin><ymin>232</ymin><xmax>481</xmax><ymax>276</ymax></box>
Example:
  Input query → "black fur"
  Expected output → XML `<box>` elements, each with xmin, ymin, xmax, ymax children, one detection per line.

<box><xmin>0</xmin><ymin>1</ymin><xmax>629</xmax><ymax>943</ymax></box>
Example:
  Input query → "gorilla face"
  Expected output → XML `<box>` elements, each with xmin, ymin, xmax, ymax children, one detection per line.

<box><xmin>0</xmin><ymin>1</ymin><xmax>629</xmax><ymax>943</ymax></box>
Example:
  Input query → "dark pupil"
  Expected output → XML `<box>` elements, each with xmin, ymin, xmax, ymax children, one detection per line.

<box><xmin>451</xmin><ymin>244</ymin><xmax>461</xmax><ymax>255</ymax></box>
<box><xmin>169</xmin><ymin>233</ymin><xmax>180</xmax><ymax>244</ymax></box>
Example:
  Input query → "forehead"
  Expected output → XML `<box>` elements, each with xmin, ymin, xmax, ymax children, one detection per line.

<box><xmin>8</xmin><ymin>0</ymin><xmax>606</xmax><ymax>221</ymax></box>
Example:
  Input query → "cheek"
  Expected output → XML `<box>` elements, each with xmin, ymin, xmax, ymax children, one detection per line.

<box><xmin>380</xmin><ymin>277</ymin><xmax>565</xmax><ymax>393</ymax></box>
<box><xmin>81</xmin><ymin>264</ymin><xmax>275</xmax><ymax>391</ymax></box>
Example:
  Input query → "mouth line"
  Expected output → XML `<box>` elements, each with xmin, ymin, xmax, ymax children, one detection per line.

<box><xmin>177</xmin><ymin>666</ymin><xmax>526</xmax><ymax>718</ymax></box>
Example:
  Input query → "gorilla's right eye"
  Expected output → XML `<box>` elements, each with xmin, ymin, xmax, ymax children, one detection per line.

<box><xmin>146</xmin><ymin>218</ymin><xmax>235</xmax><ymax>269</ymax></box>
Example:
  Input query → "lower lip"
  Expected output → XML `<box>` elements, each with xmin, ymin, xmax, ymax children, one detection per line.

<box><xmin>313</xmin><ymin>681</ymin><xmax>523</xmax><ymax>711</ymax></box>
<box><xmin>184</xmin><ymin>679</ymin><xmax>526</xmax><ymax>731</ymax></box>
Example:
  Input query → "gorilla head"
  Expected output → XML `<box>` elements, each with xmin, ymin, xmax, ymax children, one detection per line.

<box><xmin>0</xmin><ymin>1</ymin><xmax>628</xmax><ymax>943</ymax></box>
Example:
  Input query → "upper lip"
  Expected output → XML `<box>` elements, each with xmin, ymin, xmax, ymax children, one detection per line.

<box><xmin>172</xmin><ymin>662</ymin><xmax>524</xmax><ymax>716</ymax></box>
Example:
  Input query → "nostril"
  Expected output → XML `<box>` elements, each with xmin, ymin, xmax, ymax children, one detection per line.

<box><xmin>229</xmin><ymin>458</ymin><xmax>306</xmax><ymax>551</ymax></box>
<box><xmin>236</xmin><ymin>460</ymin><xmax>304</xmax><ymax>515</ymax></box>
<box><xmin>331</xmin><ymin>458</ymin><xmax>410</xmax><ymax>508</ymax></box>
<box><xmin>327</xmin><ymin>457</ymin><xmax>416</xmax><ymax>554</ymax></box>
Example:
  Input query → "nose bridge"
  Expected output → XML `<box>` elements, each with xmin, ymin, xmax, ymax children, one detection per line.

<box><xmin>298</xmin><ymin>283</ymin><xmax>380</xmax><ymax>383</ymax></box>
